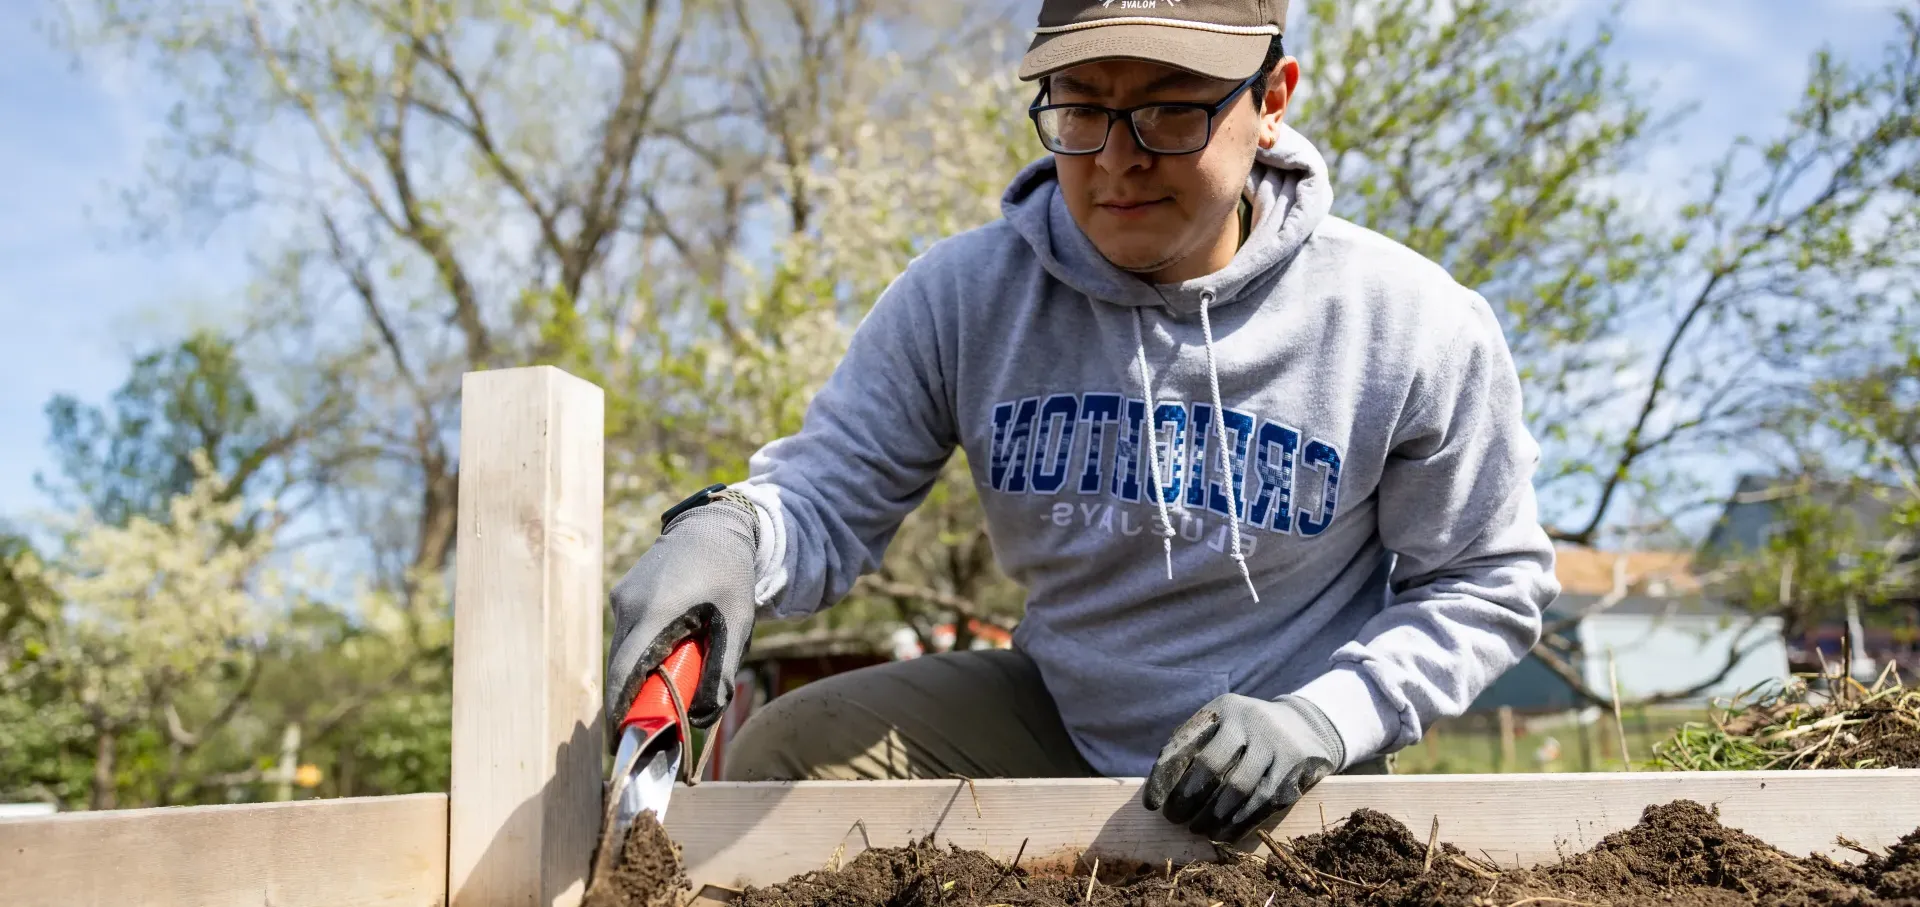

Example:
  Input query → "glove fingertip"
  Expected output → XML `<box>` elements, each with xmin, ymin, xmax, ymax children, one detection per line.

<box><xmin>1144</xmin><ymin>738</ymin><xmax>1201</xmax><ymax>812</ymax></box>
<box><xmin>1142</xmin><ymin>775</ymin><xmax>1169</xmax><ymax>812</ymax></box>
<box><xmin>688</xmin><ymin>671</ymin><xmax>732</xmax><ymax>728</ymax></box>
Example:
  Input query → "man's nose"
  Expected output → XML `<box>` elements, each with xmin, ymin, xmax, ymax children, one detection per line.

<box><xmin>1095</xmin><ymin>116</ymin><xmax>1151</xmax><ymax>174</ymax></box>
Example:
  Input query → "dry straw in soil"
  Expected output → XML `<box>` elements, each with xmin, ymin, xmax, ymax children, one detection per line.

<box><xmin>1649</xmin><ymin>662</ymin><xmax>1920</xmax><ymax>771</ymax></box>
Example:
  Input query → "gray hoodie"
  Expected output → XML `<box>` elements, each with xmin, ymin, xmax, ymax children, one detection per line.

<box><xmin>732</xmin><ymin>123</ymin><xmax>1560</xmax><ymax>777</ymax></box>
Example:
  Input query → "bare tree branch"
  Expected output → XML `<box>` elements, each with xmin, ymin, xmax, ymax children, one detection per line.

<box><xmin>409</xmin><ymin>33</ymin><xmax>567</xmax><ymax>264</ymax></box>
<box><xmin>161</xmin><ymin>650</ymin><xmax>263</xmax><ymax>755</ymax></box>
<box><xmin>1533</xmin><ymin>618</ymin><xmax>1774</xmax><ymax>709</ymax></box>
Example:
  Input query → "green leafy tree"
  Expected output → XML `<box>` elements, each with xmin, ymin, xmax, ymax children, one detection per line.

<box><xmin>1713</xmin><ymin>334</ymin><xmax>1920</xmax><ymax>649</ymax></box>
<box><xmin>0</xmin><ymin>531</ymin><xmax>91</xmax><ymax>807</ymax></box>
<box><xmin>37</xmin><ymin>331</ymin><xmax>319</xmax><ymax>542</ymax></box>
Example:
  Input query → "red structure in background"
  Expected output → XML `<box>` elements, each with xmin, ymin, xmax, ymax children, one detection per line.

<box><xmin>1789</xmin><ymin>622</ymin><xmax>1920</xmax><ymax>678</ymax></box>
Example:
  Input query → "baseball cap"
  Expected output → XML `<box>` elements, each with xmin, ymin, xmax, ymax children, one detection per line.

<box><xmin>1018</xmin><ymin>0</ymin><xmax>1287</xmax><ymax>84</ymax></box>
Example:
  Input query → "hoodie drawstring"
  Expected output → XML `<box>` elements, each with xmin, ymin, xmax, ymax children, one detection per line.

<box><xmin>1130</xmin><ymin>307</ymin><xmax>1177</xmax><ymax>580</ymax></box>
<box><xmin>1131</xmin><ymin>293</ymin><xmax>1259</xmax><ymax>604</ymax></box>
<box><xmin>1198</xmin><ymin>291</ymin><xmax>1259</xmax><ymax>603</ymax></box>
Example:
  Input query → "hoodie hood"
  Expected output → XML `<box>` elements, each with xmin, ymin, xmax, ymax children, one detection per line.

<box><xmin>998</xmin><ymin>123</ymin><xmax>1337</xmax><ymax>597</ymax></box>
<box><xmin>1000</xmin><ymin>123</ymin><xmax>1333</xmax><ymax>316</ymax></box>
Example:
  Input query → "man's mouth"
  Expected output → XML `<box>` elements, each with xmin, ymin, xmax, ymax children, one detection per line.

<box><xmin>1097</xmin><ymin>198</ymin><xmax>1169</xmax><ymax>218</ymax></box>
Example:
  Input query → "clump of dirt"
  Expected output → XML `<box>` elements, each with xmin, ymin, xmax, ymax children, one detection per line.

<box><xmin>734</xmin><ymin>835</ymin><xmax>1278</xmax><ymax>907</ymax></box>
<box><xmin>1837</xmin><ymin>697</ymin><xmax>1920</xmax><ymax>769</ymax></box>
<box><xmin>584</xmin><ymin>810</ymin><xmax>691</xmax><ymax>907</ymax></box>
<box><xmin>1847</xmin><ymin>825</ymin><xmax>1920</xmax><ymax>900</ymax></box>
<box><xmin>1517</xmin><ymin>800</ymin><xmax>1876</xmax><ymax>906</ymax></box>
<box><xmin>733</xmin><ymin>800</ymin><xmax>1920</xmax><ymax>907</ymax></box>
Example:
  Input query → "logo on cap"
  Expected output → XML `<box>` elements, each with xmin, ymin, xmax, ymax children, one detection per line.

<box><xmin>1099</xmin><ymin>0</ymin><xmax>1184</xmax><ymax>7</ymax></box>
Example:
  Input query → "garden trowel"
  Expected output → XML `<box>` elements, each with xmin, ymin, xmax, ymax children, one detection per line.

<box><xmin>590</xmin><ymin>633</ymin><xmax>710</xmax><ymax>884</ymax></box>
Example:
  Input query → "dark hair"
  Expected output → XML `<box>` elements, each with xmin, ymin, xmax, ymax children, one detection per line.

<box><xmin>1251</xmin><ymin>36</ymin><xmax>1285</xmax><ymax>110</ymax></box>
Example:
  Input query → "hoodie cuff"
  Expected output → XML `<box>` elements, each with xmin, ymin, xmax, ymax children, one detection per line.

<box><xmin>1292</xmin><ymin>666</ymin><xmax>1400</xmax><ymax>770</ymax></box>
<box><xmin>727</xmin><ymin>482</ymin><xmax>790</xmax><ymax>611</ymax></box>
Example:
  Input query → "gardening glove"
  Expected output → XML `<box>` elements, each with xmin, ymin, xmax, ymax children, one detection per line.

<box><xmin>605</xmin><ymin>486</ymin><xmax>760</xmax><ymax>735</ymax></box>
<box><xmin>1144</xmin><ymin>693</ymin><xmax>1345</xmax><ymax>844</ymax></box>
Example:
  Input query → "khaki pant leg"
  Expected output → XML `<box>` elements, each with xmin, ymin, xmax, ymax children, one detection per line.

<box><xmin>721</xmin><ymin>648</ymin><xmax>1097</xmax><ymax>781</ymax></box>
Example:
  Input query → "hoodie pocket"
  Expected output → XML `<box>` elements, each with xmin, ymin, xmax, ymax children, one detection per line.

<box><xmin>1016</xmin><ymin>618</ymin><xmax>1232</xmax><ymax>778</ymax></box>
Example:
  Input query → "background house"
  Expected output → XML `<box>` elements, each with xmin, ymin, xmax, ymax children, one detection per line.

<box><xmin>1470</xmin><ymin>547</ymin><xmax>1791</xmax><ymax>714</ymax></box>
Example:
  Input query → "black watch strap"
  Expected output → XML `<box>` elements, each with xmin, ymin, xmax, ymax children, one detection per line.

<box><xmin>660</xmin><ymin>483</ymin><xmax>727</xmax><ymax>532</ymax></box>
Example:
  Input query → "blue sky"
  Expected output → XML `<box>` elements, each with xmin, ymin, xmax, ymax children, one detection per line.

<box><xmin>0</xmin><ymin>0</ymin><xmax>1905</xmax><ymax>526</ymax></box>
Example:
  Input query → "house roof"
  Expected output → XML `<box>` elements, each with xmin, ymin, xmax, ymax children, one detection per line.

<box><xmin>1553</xmin><ymin>546</ymin><xmax>1702</xmax><ymax>597</ymax></box>
<box><xmin>1702</xmin><ymin>473</ymin><xmax>1913</xmax><ymax>557</ymax></box>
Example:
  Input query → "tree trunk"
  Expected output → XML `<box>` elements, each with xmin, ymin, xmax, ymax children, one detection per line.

<box><xmin>413</xmin><ymin>465</ymin><xmax>459</xmax><ymax>577</ymax></box>
<box><xmin>951</xmin><ymin>616</ymin><xmax>975</xmax><ymax>652</ymax></box>
<box><xmin>159</xmin><ymin>743</ymin><xmax>181</xmax><ymax>807</ymax></box>
<box><xmin>338</xmin><ymin>747</ymin><xmax>355</xmax><ymax>798</ymax></box>
<box><xmin>91</xmin><ymin>727</ymin><xmax>116</xmax><ymax>811</ymax></box>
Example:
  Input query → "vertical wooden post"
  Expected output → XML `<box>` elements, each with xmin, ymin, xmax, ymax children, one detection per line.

<box><xmin>1497</xmin><ymin>706</ymin><xmax>1516</xmax><ymax>772</ymax></box>
<box><xmin>274</xmin><ymin>723</ymin><xmax>302</xmax><ymax>802</ymax></box>
<box><xmin>450</xmin><ymin>367</ymin><xmax>606</xmax><ymax>907</ymax></box>
<box><xmin>1576</xmin><ymin>711</ymin><xmax>1595</xmax><ymax>772</ymax></box>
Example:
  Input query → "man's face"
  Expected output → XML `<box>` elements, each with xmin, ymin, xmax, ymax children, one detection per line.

<box><xmin>1047</xmin><ymin>57</ymin><xmax>1296</xmax><ymax>283</ymax></box>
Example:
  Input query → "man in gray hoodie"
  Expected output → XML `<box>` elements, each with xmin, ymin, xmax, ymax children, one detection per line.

<box><xmin>606</xmin><ymin>0</ymin><xmax>1560</xmax><ymax>843</ymax></box>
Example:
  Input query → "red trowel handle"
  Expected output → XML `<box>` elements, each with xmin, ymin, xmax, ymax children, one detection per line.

<box><xmin>620</xmin><ymin>634</ymin><xmax>708</xmax><ymax>738</ymax></box>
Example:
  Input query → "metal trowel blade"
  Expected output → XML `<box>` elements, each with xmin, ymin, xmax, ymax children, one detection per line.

<box><xmin>611</xmin><ymin>723</ymin><xmax>682</xmax><ymax>846</ymax></box>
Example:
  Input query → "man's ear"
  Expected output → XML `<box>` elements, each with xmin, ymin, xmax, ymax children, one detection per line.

<box><xmin>1257</xmin><ymin>57</ymin><xmax>1302</xmax><ymax>149</ymax></box>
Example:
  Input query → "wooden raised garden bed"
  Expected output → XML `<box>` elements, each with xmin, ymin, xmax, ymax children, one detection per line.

<box><xmin>4</xmin><ymin>366</ymin><xmax>1919</xmax><ymax>907</ymax></box>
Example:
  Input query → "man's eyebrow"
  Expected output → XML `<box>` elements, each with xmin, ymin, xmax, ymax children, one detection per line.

<box><xmin>1051</xmin><ymin>70</ymin><xmax>1219</xmax><ymax>101</ymax></box>
<box><xmin>1140</xmin><ymin>70</ymin><xmax>1216</xmax><ymax>96</ymax></box>
<box><xmin>1050</xmin><ymin>74</ymin><xmax>1105</xmax><ymax>98</ymax></box>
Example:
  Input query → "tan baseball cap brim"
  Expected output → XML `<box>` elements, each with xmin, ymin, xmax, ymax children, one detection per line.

<box><xmin>1019</xmin><ymin>23</ymin><xmax>1270</xmax><ymax>83</ymax></box>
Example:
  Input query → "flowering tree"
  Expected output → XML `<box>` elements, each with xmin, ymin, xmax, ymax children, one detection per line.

<box><xmin>9</xmin><ymin>463</ymin><xmax>283</xmax><ymax>808</ymax></box>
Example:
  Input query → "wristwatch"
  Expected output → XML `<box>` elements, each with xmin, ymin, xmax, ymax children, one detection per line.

<box><xmin>660</xmin><ymin>483</ymin><xmax>760</xmax><ymax>544</ymax></box>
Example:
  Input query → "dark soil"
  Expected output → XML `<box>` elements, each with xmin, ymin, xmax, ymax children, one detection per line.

<box><xmin>584</xmin><ymin>810</ymin><xmax>691</xmax><ymax>907</ymax></box>
<box><xmin>722</xmin><ymin>800</ymin><xmax>1920</xmax><ymax>907</ymax></box>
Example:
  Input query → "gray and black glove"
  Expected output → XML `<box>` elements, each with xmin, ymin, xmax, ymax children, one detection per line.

<box><xmin>1144</xmin><ymin>693</ymin><xmax>1344</xmax><ymax>843</ymax></box>
<box><xmin>605</xmin><ymin>487</ymin><xmax>760</xmax><ymax>733</ymax></box>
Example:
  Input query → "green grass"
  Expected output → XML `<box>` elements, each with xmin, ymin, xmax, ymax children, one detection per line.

<box><xmin>1400</xmin><ymin>666</ymin><xmax>1920</xmax><ymax>775</ymax></box>
<box><xmin>1394</xmin><ymin>707</ymin><xmax>1707</xmax><ymax>774</ymax></box>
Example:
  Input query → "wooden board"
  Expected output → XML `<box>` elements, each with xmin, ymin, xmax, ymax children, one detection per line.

<box><xmin>0</xmin><ymin>793</ymin><xmax>447</xmax><ymax>907</ymax></box>
<box><xmin>450</xmin><ymin>366</ymin><xmax>607</xmax><ymax>907</ymax></box>
<box><xmin>666</xmin><ymin>770</ymin><xmax>1920</xmax><ymax>889</ymax></box>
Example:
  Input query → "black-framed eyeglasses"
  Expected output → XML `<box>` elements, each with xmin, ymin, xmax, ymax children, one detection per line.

<box><xmin>1028</xmin><ymin>73</ymin><xmax>1258</xmax><ymax>156</ymax></box>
